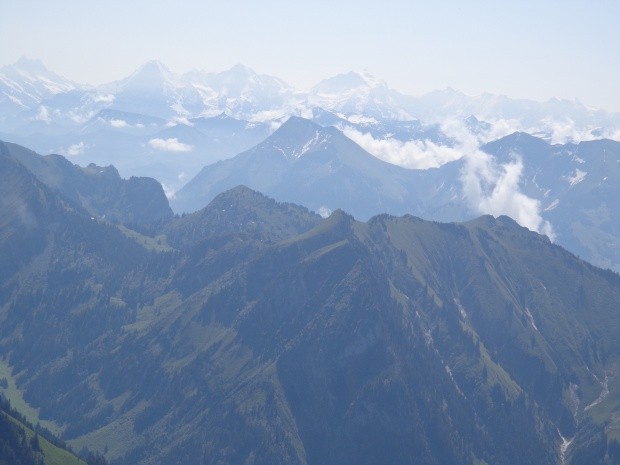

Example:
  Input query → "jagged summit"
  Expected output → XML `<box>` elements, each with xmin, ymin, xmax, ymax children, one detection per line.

<box><xmin>0</xmin><ymin>56</ymin><xmax>76</xmax><ymax>113</ymax></box>
<box><xmin>12</xmin><ymin>55</ymin><xmax>49</xmax><ymax>74</ymax></box>
<box><xmin>274</xmin><ymin>115</ymin><xmax>323</xmax><ymax>137</ymax></box>
<box><xmin>254</xmin><ymin>116</ymin><xmax>334</xmax><ymax>161</ymax></box>
<box><xmin>312</xmin><ymin>70</ymin><xmax>386</xmax><ymax>94</ymax></box>
<box><xmin>118</xmin><ymin>60</ymin><xmax>177</xmax><ymax>91</ymax></box>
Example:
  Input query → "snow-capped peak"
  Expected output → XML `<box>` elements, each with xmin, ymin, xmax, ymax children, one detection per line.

<box><xmin>255</xmin><ymin>116</ymin><xmax>334</xmax><ymax>161</ymax></box>
<box><xmin>312</xmin><ymin>70</ymin><xmax>386</xmax><ymax>95</ymax></box>
<box><xmin>307</xmin><ymin>71</ymin><xmax>411</xmax><ymax>120</ymax></box>
<box><xmin>0</xmin><ymin>56</ymin><xmax>77</xmax><ymax>115</ymax></box>
<box><xmin>12</xmin><ymin>56</ymin><xmax>51</xmax><ymax>75</ymax></box>
<box><xmin>118</xmin><ymin>60</ymin><xmax>178</xmax><ymax>90</ymax></box>
<box><xmin>1</xmin><ymin>56</ymin><xmax>76</xmax><ymax>92</ymax></box>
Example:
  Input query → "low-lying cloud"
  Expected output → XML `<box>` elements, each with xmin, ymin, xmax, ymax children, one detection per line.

<box><xmin>65</xmin><ymin>141</ymin><xmax>86</xmax><ymax>156</ymax></box>
<box><xmin>34</xmin><ymin>106</ymin><xmax>50</xmax><ymax>122</ymax></box>
<box><xmin>342</xmin><ymin>127</ymin><xmax>463</xmax><ymax>169</ymax></box>
<box><xmin>109</xmin><ymin>119</ymin><xmax>128</xmax><ymax>128</ymax></box>
<box><xmin>148</xmin><ymin>138</ymin><xmax>193</xmax><ymax>152</ymax></box>
<box><xmin>338</xmin><ymin>118</ymin><xmax>556</xmax><ymax>239</ymax></box>
<box><xmin>441</xmin><ymin>120</ymin><xmax>555</xmax><ymax>240</ymax></box>
<box><xmin>461</xmin><ymin>150</ymin><xmax>555</xmax><ymax>240</ymax></box>
<box><xmin>92</xmin><ymin>94</ymin><xmax>115</xmax><ymax>104</ymax></box>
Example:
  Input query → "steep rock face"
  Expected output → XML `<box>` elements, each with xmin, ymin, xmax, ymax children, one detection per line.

<box><xmin>1</xmin><ymin>182</ymin><xmax>619</xmax><ymax>465</ymax></box>
<box><xmin>0</xmin><ymin>140</ymin><xmax>173</xmax><ymax>226</ymax></box>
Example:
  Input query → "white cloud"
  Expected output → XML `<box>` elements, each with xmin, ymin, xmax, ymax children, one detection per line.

<box><xmin>342</xmin><ymin>127</ymin><xmax>463</xmax><ymax>169</ymax></box>
<box><xmin>437</xmin><ymin>118</ymin><xmax>555</xmax><ymax>240</ymax></box>
<box><xmin>92</xmin><ymin>94</ymin><xmax>115</xmax><ymax>104</ymax></box>
<box><xmin>69</xmin><ymin>110</ymin><xmax>94</xmax><ymax>124</ymax></box>
<box><xmin>109</xmin><ymin>119</ymin><xmax>128</xmax><ymax>128</ymax></box>
<box><xmin>161</xmin><ymin>183</ymin><xmax>176</xmax><ymax>199</ymax></box>
<box><xmin>269</xmin><ymin>119</ymin><xmax>284</xmax><ymax>132</ymax></box>
<box><xmin>460</xmin><ymin>150</ymin><xmax>555</xmax><ymax>240</ymax></box>
<box><xmin>539</xmin><ymin>118</ymin><xmax>599</xmax><ymax>144</ymax></box>
<box><xmin>34</xmin><ymin>106</ymin><xmax>50</xmax><ymax>122</ymax></box>
<box><xmin>339</xmin><ymin>117</ymin><xmax>555</xmax><ymax>239</ymax></box>
<box><xmin>166</xmin><ymin>116</ymin><xmax>193</xmax><ymax>127</ymax></box>
<box><xmin>148</xmin><ymin>138</ymin><xmax>193</xmax><ymax>152</ymax></box>
<box><xmin>67</xmin><ymin>141</ymin><xmax>86</xmax><ymax>156</ymax></box>
<box><xmin>248</xmin><ymin>109</ymin><xmax>292</xmax><ymax>123</ymax></box>
<box><xmin>317</xmin><ymin>206</ymin><xmax>332</xmax><ymax>218</ymax></box>
<box><xmin>346</xmin><ymin>114</ymin><xmax>378</xmax><ymax>124</ymax></box>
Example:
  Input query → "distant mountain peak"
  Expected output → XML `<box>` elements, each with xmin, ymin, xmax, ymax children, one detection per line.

<box><xmin>196</xmin><ymin>184</ymin><xmax>271</xmax><ymax>213</ymax></box>
<box><xmin>227</xmin><ymin>63</ymin><xmax>257</xmax><ymax>76</ymax></box>
<box><xmin>127</xmin><ymin>60</ymin><xmax>174</xmax><ymax>82</ymax></box>
<box><xmin>258</xmin><ymin>116</ymin><xmax>334</xmax><ymax>160</ymax></box>
<box><xmin>279</xmin><ymin>115</ymin><xmax>321</xmax><ymax>132</ymax></box>
<box><xmin>137</xmin><ymin>59</ymin><xmax>171</xmax><ymax>73</ymax></box>
<box><xmin>109</xmin><ymin>59</ymin><xmax>183</xmax><ymax>103</ymax></box>
<box><xmin>0</xmin><ymin>56</ymin><xmax>76</xmax><ymax>111</ymax></box>
<box><xmin>13</xmin><ymin>56</ymin><xmax>49</xmax><ymax>74</ymax></box>
<box><xmin>313</xmin><ymin>70</ymin><xmax>386</xmax><ymax>94</ymax></box>
<box><xmin>1</xmin><ymin>56</ymin><xmax>72</xmax><ymax>86</ymax></box>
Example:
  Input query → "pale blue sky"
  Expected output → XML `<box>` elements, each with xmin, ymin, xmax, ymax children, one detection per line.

<box><xmin>1</xmin><ymin>0</ymin><xmax>619</xmax><ymax>111</ymax></box>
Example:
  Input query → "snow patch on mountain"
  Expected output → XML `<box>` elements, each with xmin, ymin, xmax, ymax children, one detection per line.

<box><xmin>294</xmin><ymin>130</ymin><xmax>329</xmax><ymax>158</ymax></box>
<box><xmin>544</xmin><ymin>199</ymin><xmax>560</xmax><ymax>212</ymax></box>
<box><xmin>566</xmin><ymin>169</ymin><xmax>587</xmax><ymax>186</ymax></box>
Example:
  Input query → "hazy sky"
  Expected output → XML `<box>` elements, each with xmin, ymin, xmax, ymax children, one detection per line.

<box><xmin>2</xmin><ymin>0</ymin><xmax>619</xmax><ymax>111</ymax></box>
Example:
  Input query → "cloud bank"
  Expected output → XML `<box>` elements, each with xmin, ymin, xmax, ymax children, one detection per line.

<box><xmin>460</xmin><ymin>150</ymin><xmax>555</xmax><ymax>240</ymax></box>
<box><xmin>441</xmin><ymin>120</ymin><xmax>556</xmax><ymax>240</ymax></box>
<box><xmin>342</xmin><ymin>127</ymin><xmax>463</xmax><ymax>169</ymax></box>
<box><xmin>339</xmin><ymin>118</ymin><xmax>555</xmax><ymax>239</ymax></box>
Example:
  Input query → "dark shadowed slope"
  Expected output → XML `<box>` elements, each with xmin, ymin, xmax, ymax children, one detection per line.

<box><xmin>0</xmin><ymin>140</ymin><xmax>173</xmax><ymax>226</ymax></box>
<box><xmin>1</xmin><ymin>179</ymin><xmax>619</xmax><ymax>465</ymax></box>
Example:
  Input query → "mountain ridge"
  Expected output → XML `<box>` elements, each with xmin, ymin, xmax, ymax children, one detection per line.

<box><xmin>2</xmin><ymin>57</ymin><xmax>619</xmax><ymax>139</ymax></box>
<box><xmin>171</xmin><ymin>116</ymin><xmax>464</xmax><ymax>220</ymax></box>
<box><xmin>0</xmin><ymin>140</ymin><xmax>173</xmax><ymax>226</ymax></box>
<box><xmin>1</xmin><ymin>172</ymin><xmax>620</xmax><ymax>464</ymax></box>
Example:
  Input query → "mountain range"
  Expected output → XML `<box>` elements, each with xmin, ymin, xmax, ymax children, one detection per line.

<box><xmin>0</xmin><ymin>140</ymin><xmax>172</xmax><ymax>227</ymax></box>
<box><xmin>2</xmin><ymin>57</ymin><xmax>620</xmax><ymax>193</ymax></box>
<box><xmin>482</xmin><ymin>132</ymin><xmax>620</xmax><ymax>272</ymax></box>
<box><xmin>171</xmin><ymin>116</ymin><xmax>463</xmax><ymax>220</ymax></box>
<box><xmin>2</xmin><ymin>103</ymin><xmax>620</xmax><ymax>274</ymax></box>
<box><xmin>171</xmin><ymin>116</ymin><xmax>620</xmax><ymax>273</ymax></box>
<box><xmin>3</xmin><ymin>57</ymin><xmax>619</xmax><ymax>138</ymax></box>
<box><xmin>1</xmin><ymin>143</ymin><xmax>620</xmax><ymax>465</ymax></box>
